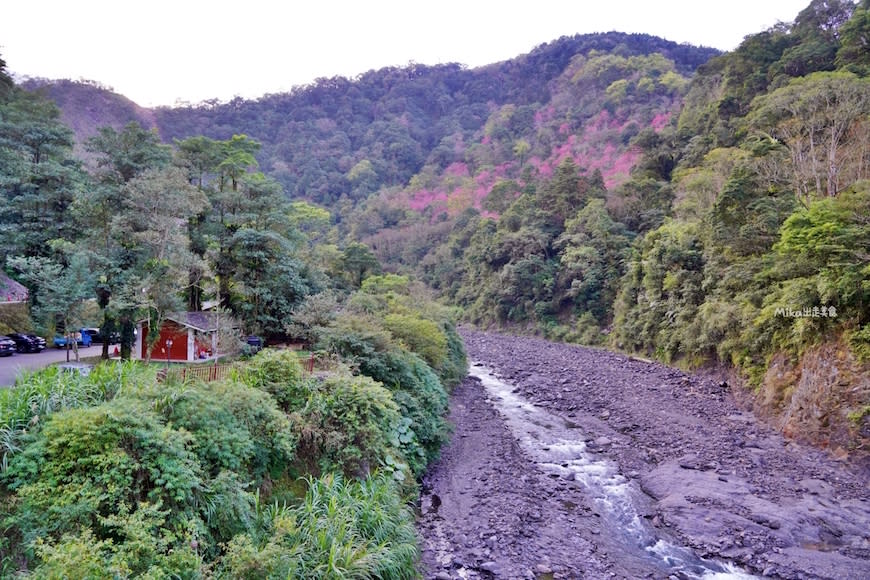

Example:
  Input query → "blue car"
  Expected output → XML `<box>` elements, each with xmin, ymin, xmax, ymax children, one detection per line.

<box><xmin>54</xmin><ymin>329</ymin><xmax>93</xmax><ymax>348</ymax></box>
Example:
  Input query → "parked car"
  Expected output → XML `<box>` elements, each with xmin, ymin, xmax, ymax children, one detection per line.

<box><xmin>246</xmin><ymin>335</ymin><xmax>264</xmax><ymax>353</ymax></box>
<box><xmin>7</xmin><ymin>332</ymin><xmax>46</xmax><ymax>353</ymax></box>
<box><xmin>0</xmin><ymin>335</ymin><xmax>16</xmax><ymax>356</ymax></box>
<box><xmin>53</xmin><ymin>329</ymin><xmax>92</xmax><ymax>349</ymax></box>
<box><xmin>82</xmin><ymin>327</ymin><xmax>120</xmax><ymax>344</ymax></box>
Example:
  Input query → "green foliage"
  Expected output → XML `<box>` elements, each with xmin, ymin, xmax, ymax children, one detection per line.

<box><xmin>836</xmin><ymin>3</ymin><xmax>870</xmax><ymax>74</ymax></box>
<box><xmin>849</xmin><ymin>325</ymin><xmax>870</xmax><ymax>362</ymax></box>
<box><xmin>9</xmin><ymin>253</ymin><xmax>94</xmax><ymax>353</ymax></box>
<box><xmin>439</xmin><ymin>324</ymin><xmax>469</xmax><ymax>390</ymax></box>
<box><xmin>240</xmin><ymin>347</ymin><xmax>309</xmax><ymax>411</ymax></box>
<box><xmin>555</xmin><ymin>198</ymin><xmax>633</xmax><ymax>323</ymax></box>
<box><xmin>749</xmin><ymin>184</ymin><xmax>870</xmax><ymax>355</ymax></box>
<box><xmin>159</xmin><ymin>380</ymin><xmax>297</xmax><ymax>484</ymax></box>
<box><xmin>294</xmin><ymin>373</ymin><xmax>406</xmax><ymax>479</ymax></box>
<box><xmin>341</xmin><ymin>242</ymin><xmax>382</xmax><ymax>288</ymax></box>
<box><xmin>382</xmin><ymin>313</ymin><xmax>448</xmax><ymax>368</ymax></box>
<box><xmin>747</xmin><ymin>72</ymin><xmax>870</xmax><ymax>202</ymax></box>
<box><xmin>86</xmin><ymin>122</ymin><xmax>171</xmax><ymax>184</ymax></box>
<box><xmin>0</xmin><ymin>362</ymin><xmax>155</xmax><ymax>471</ymax></box>
<box><xmin>30</xmin><ymin>504</ymin><xmax>202</xmax><ymax>579</ymax></box>
<box><xmin>3</xmin><ymin>399</ymin><xmax>203</xmax><ymax>550</ymax></box>
<box><xmin>318</xmin><ymin>312</ymin><xmax>451</xmax><ymax>475</ymax></box>
<box><xmin>611</xmin><ymin>220</ymin><xmax>705</xmax><ymax>361</ymax></box>
<box><xmin>0</xmin><ymin>87</ymin><xmax>84</xmax><ymax>260</ymax></box>
<box><xmin>218</xmin><ymin>472</ymin><xmax>418</xmax><ymax>579</ymax></box>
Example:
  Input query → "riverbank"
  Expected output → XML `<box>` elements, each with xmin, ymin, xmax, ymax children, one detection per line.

<box><xmin>416</xmin><ymin>330</ymin><xmax>870</xmax><ymax>579</ymax></box>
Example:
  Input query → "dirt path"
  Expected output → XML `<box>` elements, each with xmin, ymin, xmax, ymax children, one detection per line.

<box><xmin>416</xmin><ymin>330</ymin><xmax>870</xmax><ymax>579</ymax></box>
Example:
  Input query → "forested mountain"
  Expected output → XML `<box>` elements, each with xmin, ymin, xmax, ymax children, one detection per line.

<box><xmin>2</xmin><ymin>0</ymin><xmax>870</xmax><ymax>574</ymax></box>
<box><xmin>25</xmin><ymin>32</ymin><xmax>716</xmax><ymax>205</ymax></box>
<box><xmin>9</xmin><ymin>1</ymin><xmax>870</xmax><ymax>459</ymax></box>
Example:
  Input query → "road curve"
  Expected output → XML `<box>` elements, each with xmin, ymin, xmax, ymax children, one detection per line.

<box><xmin>0</xmin><ymin>344</ymin><xmax>101</xmax><ymax>387</ymax></box>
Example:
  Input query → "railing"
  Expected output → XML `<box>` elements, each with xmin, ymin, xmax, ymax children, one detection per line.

<box><xmin>301</xmin><ymin>353</ymin><xmax>315</xmax><ymax>373</ymax></box>
<box><xmin>179</xmin><ymin>364</ymin><xmax>233</xmax><ymax>383</ymax></box>
<box><xmin>156</xmin><ymin>353</ymin><xmax>316</xmax><ymax>383</ymax></box>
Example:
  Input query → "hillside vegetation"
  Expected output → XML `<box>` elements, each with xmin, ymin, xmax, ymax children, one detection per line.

<box><xmin>1</xmin><ymin>1</ymin><xmax>869</xmax><ymax>573</ymax></box>
<box><xmin>11</xmin><ymin>2</ymin><xmax>870</xmax><ymax>451</ymax></box>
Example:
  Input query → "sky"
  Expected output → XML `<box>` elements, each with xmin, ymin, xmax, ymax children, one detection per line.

<box><xmin>2</xmin><ymin>0</ymin><xmax>811</xmax><ymax>108</ymax></box>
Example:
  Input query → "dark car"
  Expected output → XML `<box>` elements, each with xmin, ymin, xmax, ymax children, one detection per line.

<box><xmin>0</xmin><ymin>335</ymin><xmax>16</xmax><ymax>356</ymax></box>
<box><xmin>81</xmin><ymin>327</ymin><xmax>120</xmax><ymax>344</ymax></box>
<box><xmin>7</xmin><ymin>332</ymin><xmax>47</xmax><ymax>353</ymax></box>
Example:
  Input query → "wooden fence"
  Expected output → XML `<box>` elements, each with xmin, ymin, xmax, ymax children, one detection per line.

<box><xmin>178</xmin><ymin>364</ymin><xmax>233</xmax><ymax>382</ymax></box>
<box><xmin>157</xmin><ymin>353</ymin><xmax>315</xmax><ymax>383</ymax></box>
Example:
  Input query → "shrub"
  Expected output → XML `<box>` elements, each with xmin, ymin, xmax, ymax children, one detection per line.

<box><xmin>241</xmin><ymin>348</ymin><xmax>309</xmax><ymax>412</ymax></box>
<box><xmin>295</xmin><ymin>373</ymin><xmax>406</xmax><ymax>479</ymax></box>
<box><xmin>218</xmin><ymin>472</ymin><xmax>418</xmax><ymax>579</ymax></box>
<box><xmin>3</xmin><ymin>398</ymin><xmax>204</xmax><ymax>554</ymax></box>
<box><xmin>438</xmin><ymin>324</ymin><xmax>468</xmax><ymax>389</ymax></box>
<box><xmin>160</xmin><ymin>380</ymin><xmax>296</xmax><ymax>483</ymax></box>
<box><xmin>30</xmin><ymin>504</ymin><xmax>202</xmax><ymax>579</ymax></box>
<box><xmin>382</xmin><ymin>313</ymin><xmax>448</xmax><ymax>368</ymax></box>
<box><xmin>0</xmin><ymin>362</ymin><xmax>156</xmax><ymax>471</ymax></box>
<box><xmin>358</xmin><ymin>351</ymin><xmax>449</xmax><ymax>475</ymax></box>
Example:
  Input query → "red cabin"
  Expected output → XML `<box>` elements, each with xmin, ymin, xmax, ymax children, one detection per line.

<box><xmin>135</xmin><ymin>312</ymin><xmax>220</xmax><ymax>362</ymax></box>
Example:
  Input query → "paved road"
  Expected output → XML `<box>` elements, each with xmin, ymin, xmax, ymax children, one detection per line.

<box><xmin>0</xmin><ymin>344</ymin><xmax>102</xmax><ymax>387</ymax></box>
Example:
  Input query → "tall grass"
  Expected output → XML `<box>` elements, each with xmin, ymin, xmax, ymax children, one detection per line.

<box><xmin>220</xmin><ymin>472</ymin><xmax>419</xmax><ymax>579</ymax></box>
<box><xmin>0</xmin><ymin>361</ymin><xmax>158</xmax><ymax>470</ymax></box>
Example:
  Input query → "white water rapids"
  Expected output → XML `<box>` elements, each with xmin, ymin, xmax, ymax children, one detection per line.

<box><xmin>470</xmin><ymin>363</ymin><xmax>757</xmax><ymax>579</ymax></box>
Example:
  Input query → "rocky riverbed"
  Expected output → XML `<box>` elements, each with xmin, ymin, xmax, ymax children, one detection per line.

<box><xmin>416</xmin><ymin>329</ymin><xmax>870</xmax><ymax>579</ymax></box>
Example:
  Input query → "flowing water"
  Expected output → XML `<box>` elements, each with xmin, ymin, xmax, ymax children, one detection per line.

<box><xmin>470</xmin><ymin>363</ymin><xmax>756</xmax><ymax>579</ymax></box>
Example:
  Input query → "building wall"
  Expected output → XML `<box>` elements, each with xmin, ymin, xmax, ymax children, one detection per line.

<box><xmin>139</xmin><ymin>321</ymin><xmax>190</xmax><ymax>361</ymax></box>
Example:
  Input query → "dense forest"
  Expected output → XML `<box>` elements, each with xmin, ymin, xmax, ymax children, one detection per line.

<box><xmin>1</xmin><ymin>45</ymin><xmax>470</xmax><ymax>576</ymax></box>
<box><xmin>2</xmin><ymin>0</ymin><xmax>870</xmax><ymax>575</ymax></box>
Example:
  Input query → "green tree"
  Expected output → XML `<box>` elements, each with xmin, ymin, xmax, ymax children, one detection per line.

<box><xmin>341</xmin><ymin>242</ymin><xmax>381</xmax><ymax>288</ymax></box>
<box><xmin>612</xmin><ymin>220</ymin><xmax>706</xmax><ymax>361</ymax></box>
<box><xmin>113</xmin><ymin>167</ymin><xmax>208</xmax><ymax>359</ymax></box>
<box><xmin>836</xmin><ymin>1</ymin><xmax>870</xmax><ymax>74</ymax></box>
<box><xmin>555</xmin><ymin>199</ymin><xmax>632</xmax><ymax>324</ymax></box>
<box><xmin>0</xmin><ymin>90</ymin><xmax>84</xmax><ymax>260</ymax></box>
<box><xmin>748</xmin><ymin>72</ymin><xmax>870</xmax><ymax>203</ymax></box>
<box><xmin>0</xmin><ymin>53</ymin><xmax>13</xmax><ymax>98</ymax></box>
<box><xmin>81</xmin><ymin>122</ymin><xmax>172</xmax><ymax>359</ymax></box>
<box><xmin>8</xmin><ymin>252</ymin><xmax>92</xmax><ymax>361</ymax></box>
<box><xmin>86</xmin><ymin>122</ymin><xmax>171</xmax><ymax>185</ymax></box>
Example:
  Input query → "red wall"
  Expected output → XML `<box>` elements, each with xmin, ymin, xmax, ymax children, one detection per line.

<box><xmin>141</xmin><ymin>322</ymin><xmax>188</xmax><ymax>361</ymax></box>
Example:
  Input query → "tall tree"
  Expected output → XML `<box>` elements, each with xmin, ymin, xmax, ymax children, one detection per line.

<box><xmin>836</xmin><ymin>1</ymin><xmax>870</xmax><ymax>74</ymax></box>
<box><xmin>0</xmin><ymin>54</ymin><xmax>13</xmax><ymax>98</ymax></box>
<box><xmin>8</xmin><ymin>252</ymin><xmax>92</xmax><ymax>362</ymax></box>
<box><xmin>81</xmin><ymin>122</ymin><xmax>172</xmax><ymax>358</ymax></box>
<box><xmin>748</xmin><ymin>71</ymin><xmax>870</xmax><ymax>203</ymax></box>
<box><xmin>0</xmin><ymin>90</ymin><xmax>83</xmax><ymax>260</ymax></box>
<box><xmin>113</xmin><ymin>167</ymin><xmax>208</xmax><ymax>359</ymax></box>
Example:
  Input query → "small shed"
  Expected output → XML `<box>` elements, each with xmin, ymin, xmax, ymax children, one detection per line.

<box><xmin>135</xmin><ymin>312</ymin><xmax>220</xmax><ymax>362</ymax></box>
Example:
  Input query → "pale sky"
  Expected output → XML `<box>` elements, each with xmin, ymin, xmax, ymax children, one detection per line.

<box><xmin>3</xmin><ymin>0</ymin><xmax>811</xmax><ymax>108</ymax></box>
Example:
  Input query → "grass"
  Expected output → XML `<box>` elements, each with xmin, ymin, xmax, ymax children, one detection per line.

<box><xmin>0</xmin><ymin>361</ymin><xmax>158</xmax><ymax>471</ymax></box>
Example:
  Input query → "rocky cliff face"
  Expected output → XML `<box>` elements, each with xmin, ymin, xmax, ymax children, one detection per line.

<box><xmin>757</xmin><ymin>337</ymin><xmax>869</xmax><ymax>463</ymax></box>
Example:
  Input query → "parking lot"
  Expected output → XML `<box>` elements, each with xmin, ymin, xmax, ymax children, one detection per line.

<box><xmin>0</xmin><ymin>344</ymin><xmax>100</xmax><ymax>387</ymax></box>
